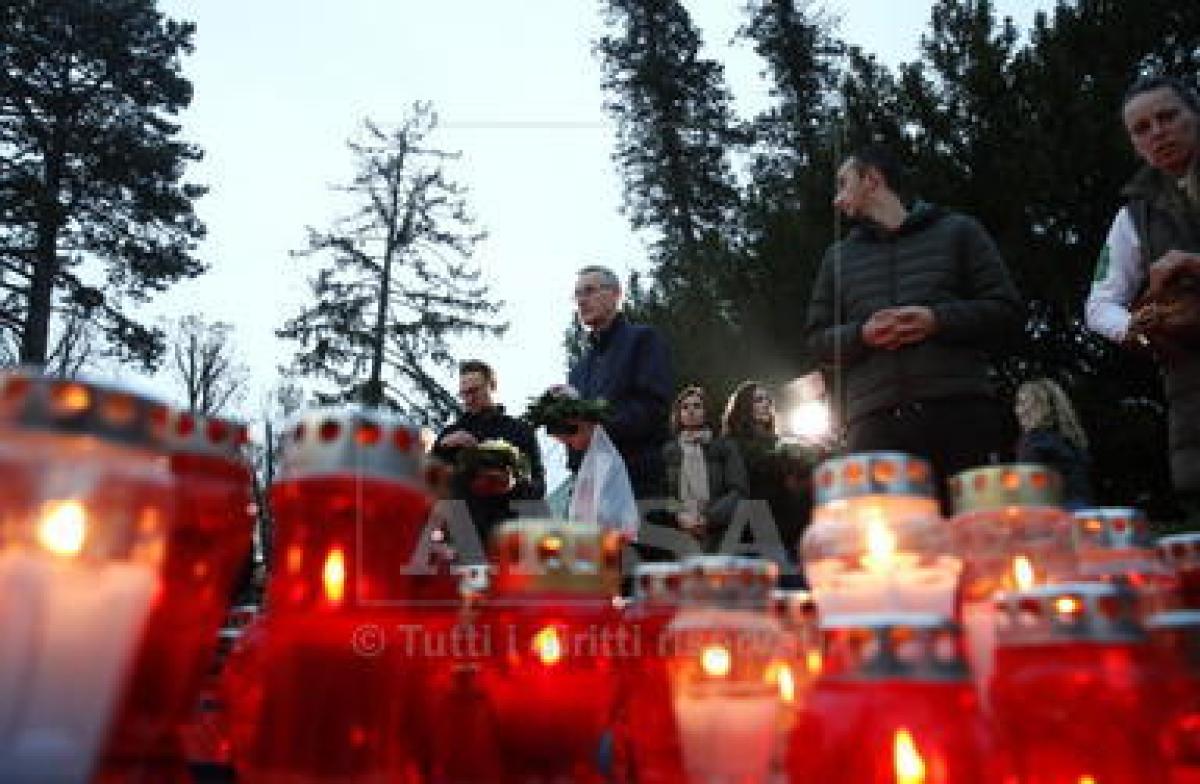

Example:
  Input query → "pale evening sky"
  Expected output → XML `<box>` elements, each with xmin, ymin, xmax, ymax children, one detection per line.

<box><xmin>132</xmin><ymin>0</ymin><xmax>1052</xmax><ymax>460</ymax></box>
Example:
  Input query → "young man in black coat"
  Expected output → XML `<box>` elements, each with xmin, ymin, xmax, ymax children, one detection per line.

<box><xmin>432</xmin><ymin>360</ymin><xmax>546</xmax><ymax>548</ymax></box>
<box><xmin>806</xmin><ymin>145</ymin><xmax>1023</xmax><ymax>504</ymax></box>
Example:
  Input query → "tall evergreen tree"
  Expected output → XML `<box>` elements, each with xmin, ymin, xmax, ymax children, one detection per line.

<box><xmin>0</xmin><ymin>0</ymin><xmax>206</xmax><ymax>370</ymax></box>
<box><xmin>277</xmin><ymin>105</ymin><xmax>505</xmax><ymax>423</ymax></box>
<box><xmin>596</xmin><ymin>0</ymin><xmax>747</xmax><ymax>392</ymax></box>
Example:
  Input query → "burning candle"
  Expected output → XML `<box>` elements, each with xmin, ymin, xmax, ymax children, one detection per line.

<box><xmin>476</xmin><ymin>520</ymin><xmax>625</xmax><ymax>783</ymax></box>
<box><xmin>663</xmin><ymin>556</ymin><xmax>786</xmax><ymax>784</ymax></box>
<box><xmin>787</xmin><ymin>613</ymin><xmax>993</xmax><ymax>783</ymax></box>
<box><xmin>990</xmin><ymin>581</ymin><xmax>1171</xmax><ymax>783</ymax></box>
<box><xmin>1147</xmin><ymin>610</ymin><xmax>1200</xmax><ymax>779</ymax></box>
<box><xmin>1071</xmin><ymin>507</ymin><xmax>1176</xmax><ymax>616</ymax></box>
<box><xmin>98</xmin><ymin>410</ymin><xmax>255</xmax><ymax>779</ymax></box>
<box><xmin>615</xmin><ymin>562</ymin><xmax>688</xmax><ymax>784</ymax></box>
<box><xmin>0</xmin><ymin>372</ymin><xmax>173</xmax><ymax>783</ymax></box>
<box><xmin>224</xmin><ymin>408</ymin><xmax>440</xmax><ymax>784</ymax></box>
<box><xmin>949</xmin><ymin>464</ymin><xmax>1078</xmax><ymax>696</ymax></box>
<box><xmin>804</xmin><ymin>453</ymin><xmax>958</xmax><ymax>618</ymax></box>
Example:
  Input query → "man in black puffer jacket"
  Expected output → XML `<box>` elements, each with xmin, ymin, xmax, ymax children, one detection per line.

<box><xmin>806</xmin><ymin>145</ymin><xmax>1023</xmax><ymax>503</ymax></box>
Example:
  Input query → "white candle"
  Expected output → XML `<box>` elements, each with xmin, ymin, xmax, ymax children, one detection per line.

<box><xmin>0</xmin><ymin>552</ymin><xmax>156</xmax><ymax>783</ymax></box>
<box><xmin>672</xmin><ymin>681</ymin><xmax>779</xmax><ymax>783</ymax></box>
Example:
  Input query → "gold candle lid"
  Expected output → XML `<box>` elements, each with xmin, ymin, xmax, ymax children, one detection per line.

<box><xmin>490</xmin><ymin>519</ymin><xmax>622</xmax><ymax>597</ymax></box>
<box><xmin>813</xmin><ymin>452</ymin><xmax>935</xmax><ymax>506</ymax></box>
<box><xmin>949</xmin><ymin>464</ymin><xmax>1063</xmax><ymax>514</ymax></box>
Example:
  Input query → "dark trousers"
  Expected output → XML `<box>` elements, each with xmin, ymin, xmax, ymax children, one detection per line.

<box><xmin>847</xmin><ymin>395</ymin><xmax>1016</xmax><ymax>513</ymax></box>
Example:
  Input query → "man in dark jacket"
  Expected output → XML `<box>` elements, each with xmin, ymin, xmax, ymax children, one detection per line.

<box><xmin>432</xmin><ymin>360</ymin><xmax>546</xmax><ymax>546</ymax></box>
<box><xmin>568</xmin><ymin>265</ymin><xmax>673</xmax><ymax>499</ymax></box>
<box><xmin>806</xmin><ymin>145</ymin><xmax>1023</xmax><ymax>502</ymax></box>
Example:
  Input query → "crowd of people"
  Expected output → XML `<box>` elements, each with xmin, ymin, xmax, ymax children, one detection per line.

<box><xmin>431</xmin><ymin>72</ymin><xmax>1200</xmax><ymax>579</ymax></box>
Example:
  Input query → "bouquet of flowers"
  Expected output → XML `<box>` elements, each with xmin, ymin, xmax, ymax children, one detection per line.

<box><xmin>522</xmin><ymin>387</ymin><xmax>611</xmax><ymax>435</ymax></box>
<box><xmin>455</xmin><ymin>438</ymin><xmax>531</xmax><ymax>496</ymax></box>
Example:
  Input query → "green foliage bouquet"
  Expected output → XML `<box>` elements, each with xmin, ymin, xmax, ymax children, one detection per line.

<box><xmin>522</xmin><ymin>387</ymin><xmax>611</xmax><ymax>435</ymax></box>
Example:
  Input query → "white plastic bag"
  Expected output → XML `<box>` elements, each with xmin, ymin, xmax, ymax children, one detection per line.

<box><xmin>568</xmin><ymin>425</ymin><xmax>640</xmax><ymax>539</ymax></box>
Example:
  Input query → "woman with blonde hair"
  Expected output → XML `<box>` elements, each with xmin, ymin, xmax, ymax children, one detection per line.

<box><xmin>1014</xmin><ymin>378</ymin><xmax>1094</xmax><ymax>508</ymax></box>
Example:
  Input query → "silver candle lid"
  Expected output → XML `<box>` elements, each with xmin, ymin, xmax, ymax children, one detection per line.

<box><xmin>276</xmin><ymin>407</ymin><xmax>430</xmax><ymax>483</ymax></box>
<box><xmin>994</xmin><ymin>581</ymin><xmax>1144</xmax><ymax>644</ymax></box>
<box><xmin>1072</xmin><ymin>507</ymin><xmax>1153</xmax><ymax>551</ymax></box>
<box><xmin>677</xmin><ymin>555</ymin><xmax>778</xmax><ymax>609</ymax></box>
<box><xmin>0</xmin><ymin>368</ymin><xmax>172</xmax><ymax>451</ymax></box>
<box><xmin>633</xmin><ymin>561</ymin><xmax>685</xmax><ymax>604</ymax></box>
<box><xmin>1158</xmin><ymin>532</ymin><xmax>1200</xmax><ymax>568</ymax></box>
<box><xmin>818</xmin><ymin>612</ymin><xmax>968</xmax><ymax>682</ymax></box>
<box><xmin>813</xmin><ymin>452</ymin><xmax>935</xmax><ymax>506</ymax></box>
<box><xmin>162</xmin><ymin>410</ymin><xmax>251</xmax><ymax>462</ymax></box>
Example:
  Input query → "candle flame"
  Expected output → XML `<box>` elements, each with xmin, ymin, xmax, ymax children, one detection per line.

<box><xmin>767</xmin><ymin>661</ymin><xmax>797</xmax><ymax>704</ymax></box>
<box><xmin>1054</xmin><ymin>595</ymin><xmax>1082</xmax><ymax>617</ymax></box>
<box><xmin>1012</xmin><ymin>555</ymin><xmax>1035</xmax><ymax>590</ymax></box>
<box><xmin>806</xmin><ymin>650</ymin><xmax>824</xmax><ymax>677</ymax></box>
<box><xmin>700</xmin><ymin>644</ymin><xmax>732</xmax><ymax>679</ymax></box>
<box><xmin>893</xmin><ymin>728</ymin><xmax>927</xmax><ymax>784</ymax></box>
<box><xmin>37</xmin><ymin>500</ymin><xmax>87</xmax><ymax>557</ymax></box>
<box><xmin>532</xmin><ymin>625</ymin><xmax>563</xmax><ymax>666</ymax></box>
<box><xmin>1078</xmin><ymin>777</ymin><xmax>1096</xmax><ymax>784</ymax></box>
<box><xmin>861</xmin><ymin>516</ymin><xmax>896</xmax><ymax>571</ymax></box>
<box><xmin>322</xmin><ymin>547</ymin><xmax>346</xmax><ymax>605</ymax></box>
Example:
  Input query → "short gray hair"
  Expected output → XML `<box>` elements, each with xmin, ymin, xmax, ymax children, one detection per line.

<box><xmin>576</xmin><ymin>265</ymin><xmax>621</xmax><ymax>291</ymax></box>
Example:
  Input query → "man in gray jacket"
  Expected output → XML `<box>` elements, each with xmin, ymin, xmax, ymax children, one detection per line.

<box><xmin>806</xmin><ymin>145</ymin><xmax>1023</xmax><ymax>502</ymax></box>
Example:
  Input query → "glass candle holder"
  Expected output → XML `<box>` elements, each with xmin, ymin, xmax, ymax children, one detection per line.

<box><xmin>1071</xmin><ymin>506</ymin><xmax>1177</xmax><ymax>616</ymax></box>
<box><xmin>950</xmin><ymin>464</ymin><xmax>1077</xmax><ymax>696</ymax></box>
<box><xmin>804</xmin><ymin>453</ymin><xmax>957</xmax><ymax>618</ymax></box>
<box><xmin>662</xmin><ymin>556</ymin><xmax>787</xmax><ymax>784</ymax></box>
<box><xmin>225</xmin><ymin>408</ymin><xmax>439</xmax><ymax>784</ymax></box>
<box><xmin>616</xmin><ymin>562</ymin><xmax>687</xmax><ymax>784</ymax></box>
<box><xmin>98</xmin><ymin>411</ymin><xmax>254</xmax><ymax>778</ymax></box>
<box><xmin>477</xmin><ymin>520</ymin><xmax>625</xmax><ymax>783</ymax></box>
<box><xmin>990</xmin><ymin>582</ymin><xmax>1170</xmax><ymax>783</ymax></box>
<box><xmin>0</xmin><ymin>371</ymin><xmax>174</xmax><ymax>784</ymax></box>
<box><xmin>788</xmin><ymin>612</ymin><xmax>994</xmax><ymax>784</ymax></box>
<box><xmin>1147</xmin><ymin>610</ymin><xmax>1200</xmax><ymax>775</ymax></box>
<box><xmin>1160</xmin><ymin>533</ymin><xmax>1200</xmax><ymax>610</ymax></box>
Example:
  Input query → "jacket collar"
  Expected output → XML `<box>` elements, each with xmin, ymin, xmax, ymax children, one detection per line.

<box><xmin>587</xmin><ymin>313</ymin><xmax>627</xmax><ymax>350</ymax></box>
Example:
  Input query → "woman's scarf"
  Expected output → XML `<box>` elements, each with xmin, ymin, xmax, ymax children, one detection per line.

<box><xmin>678</xmin><ymin>428</ymin><xmax>712</xmax><ymax>514</ymax></box>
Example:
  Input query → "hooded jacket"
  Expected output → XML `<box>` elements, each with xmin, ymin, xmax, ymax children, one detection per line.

<box><xmin>806</xmin><ymin>202</ymin><xmax>1022</xmax><ymax>423</ymax></box>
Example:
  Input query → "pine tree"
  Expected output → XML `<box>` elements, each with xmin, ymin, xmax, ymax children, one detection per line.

<box><xmin>596</xmin><ymin>0</ymin><xmax>747</xmax><ymax>392</ymax></box>
<box><xmin>277</xmin><ymin>104</ymin><xmax>505</xmax><ymax>423</ymax></box>
<box><xmin>0</xmin><ymin>0</ymin><xmax>206</xmax><ymax>369</ymax></box>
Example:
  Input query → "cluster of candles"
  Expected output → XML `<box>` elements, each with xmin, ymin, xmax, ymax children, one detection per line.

<box><xmin>5</xmin><ymin>366</ymin><xmax>1200</xmax><ymax>783</ymax></box>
